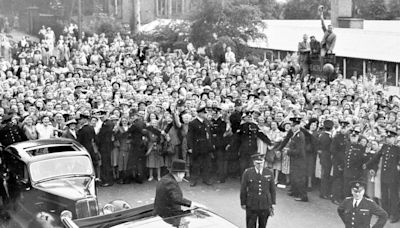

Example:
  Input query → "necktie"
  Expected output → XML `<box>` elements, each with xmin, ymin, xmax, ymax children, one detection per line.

<box><xmin>354</xmin><ymin>201</ymin><xmax>358</xmax><ymax>208</ymax></box>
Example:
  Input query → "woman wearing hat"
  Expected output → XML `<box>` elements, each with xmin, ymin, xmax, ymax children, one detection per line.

<box><xmin>22</xmin><ymin>115</ymin><xmax>38</xmax><ymax>140</ymax></box>
<box><xmin>62</xmin><ymin>119</ymin><xmax>78</xmax><ymax>140</ymax></box>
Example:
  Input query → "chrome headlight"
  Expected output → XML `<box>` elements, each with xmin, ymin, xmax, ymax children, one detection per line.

<box><xmin>102</xmin><ymin>200</ymin><xmax>131</xmax><ymax>215</ymax></box>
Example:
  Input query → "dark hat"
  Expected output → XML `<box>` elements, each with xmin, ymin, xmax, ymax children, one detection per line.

<box><xmin>386</xmin><ymin>129</ymin><xmax>398</xmax><ymax>138</ymax></box>
<box><xmin>112</xmin><ymin>81</ymin><xmax>120</xmax><ymax>88</ymax></box>
<box><xmin>212</xmin><ymin>106</ymin><xmax>222</xmax><ymax>112</ymax></box>
<box><xmin>65</xmin><ymin>119</ymin><xmax>77</xmax><ymax>126</ymax></box>
<box><xmin>177</xmin><ymin>99</ymin><xmax>185</xmax><ymax>107</ymax></box>
<box><xmin>170</xmin><ymin>159</ymin><xmax>187</xmax><ymax>173</ymax></box>
<box><xmin>197</xmin><ymin>106</ymin><xmax>207</xmax><ymax>113</ymax></box>
<box><xmin>251</xmin><ymin>153</ymin><xmax>265</xmax><ymax>162</ymax></box>
<box><xmin>350</xmin><ymin>126</ymin><xmax>361</xmax><ymax>135</ymax></box>
<box><xmin>350</xmin><ymin>180</ymin><xmax>367</xmax><ymax>192</ymax></box>
<box><xmin>339</xmin><ymin>120</ymin><xmax>350</xmax><ymax>126</ymax></box>
<box><xmin>259</xmin><ymin>90</ymin><xmax>267</xmax><ymax>96</ymax></box>
<box><xmin>200</xmin><ymin>91</ymin><xmax>209</xmax><ymax>98</ymax></box>
<box><xmin>248</xmin><ymin>93</ymin><xmax>259</xmax><ymax>99</ymax></box>
<box><xmin>234</xmin><ymin>99</ymin><xmax>242</xmax><ymax>107</ymax></box>
<box><xmin>1</xmin><ymin>114</ymin><xmax>13</xmax><ymax>124</ymax></box>
<box><xmin>323</xmin><ymin>120</ymin><xmax>334</xmax><ymax>130</ymax></box>
<box><xmin>242</xmin><ymin>111</ymin><xmax>253</xmax><ymax>119</ymax></box>
<box><xmin>79</xmin><ymin>114</ymin><xmax>90</xmax><ymax>119</ymax></box>
<box><xmin>138</xmin><ymin>101</ymin><xmax>147</xmax><ymax>106</ymax></box>
<box><xmin>75</xmin><ymin>84</ymin><xmax>83</xmax><ymax>89</ymax></box>
<box><xmin>289</xmin><ymin>117</ymin><xmax>302</xmax><ymax>124</ymax></box>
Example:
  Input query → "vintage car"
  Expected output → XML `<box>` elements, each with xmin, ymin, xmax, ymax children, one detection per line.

<box><xmin>0</xmin><ymin>139</ymin><xmax>99</xmax><ymax>226</ymax></box>
<box><xmin>61</xmin><ymin>203</ymin><xmax>239</xmax><ymax>228</ymax></box>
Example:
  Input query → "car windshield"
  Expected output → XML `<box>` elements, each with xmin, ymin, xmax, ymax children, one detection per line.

<box><xmin>30</xmin><ymin>156</ymin><xmax>93</xmax><ymax>182</ymax></box>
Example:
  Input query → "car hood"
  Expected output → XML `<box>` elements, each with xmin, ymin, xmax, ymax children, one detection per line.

<box><xmin>34</xmin><ymin>177</ymin><xmax>94</xmax><ymax>201</ymax></box>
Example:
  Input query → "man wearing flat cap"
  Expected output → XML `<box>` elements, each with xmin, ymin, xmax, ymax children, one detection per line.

<box><xmin>318</xmin><ymin>119</ymin><xmax>334</xmax><ymax>200</ymax></box>
<box><xmin>331</xmin><ymin>120</ymin><xmax>350</xmax><ymax>205</ymax></box>
<box><xmin>338</xmin><ymin>180</ymin><xmax>388</xmax><ymax>228</ymax></box>
<box><xmin>187</xmin><ymin>105</ymin><xmax>213</xmax><ymax>186</ymax></box>
<box><xmin>365</xmin><ymin>129</ymin><xmax>400</xmax><ymax>223</ymax></box>
<box><xmin>154</xmin><ymin>159</ymin><xmax>203</xmax><ymax>218</ymax></box>
<box><xmin>240</xmin><ymin>154</ymin><xmax>276</xmax><ymax>228</ymax></box>
<box><xmin>343</xmin><ymin>127</ymin><xmax>368</xmax><ymax>197</ymax></box>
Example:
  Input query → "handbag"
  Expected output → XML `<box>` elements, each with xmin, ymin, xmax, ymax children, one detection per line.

<box><xmin>161</xmin><ymin>140</ymin><xmax>175</xmax><ymax>156</ymax></box>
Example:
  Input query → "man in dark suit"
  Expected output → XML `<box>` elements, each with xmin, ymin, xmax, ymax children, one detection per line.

<box><xmin>210</xmin><ymin>106</ymin><xmax>227</xmax><ymax>183</ymax></box>
<box><xmin>366</xmin><ymin>129</ymin><xmax>400</xmax><ymax>223</ymax></box>
<box><xmin>61</xmin><ymin>119</ymin><xmax>78</xmax><ymax>140</ymax></box>
<box><xmin>338</xmin><ymin>181</ymin><xmax>388</xmax><ymax>228</ymax></box>
<box><xmin>286</xmin><ymin>117</ymin><xmax>308</xmax><ymax>202</ymax></box>
<box><xmin>77</xmin><ymin>114</ymin><xmax>100</xmax><ymax>177</ymax></box>
<box><xmin>128</xmin><ymin>110</ymin><xmax>147</xmax><ymax>184</ymax></box>
<box><xmin>240</xmin><ymin>154</ymin><xmax>276</xmax><ymax>228</ymax></box>
<box><xmin>318</xmin><ymin>120</ymin><xmax>333</xmax><ymax>199</ymax></box>
<box><xmin>154</xmin><ymin>159</ymin><xmax>201</xmax><ymax>218</ymax></box>
<box><xmin>330</xmin><ymin>120</ymin><xmax>350</xmax><ymax>205</ymax></box>
<box><xmin>96</xmin><ymin>116</ymin><xmax>116</xmax><ymax>187</ymax></box>
<box><xmin>187</xmin><ymin>106</ymin><xmax>213</xmax><ymax>186</ymax></box>
<box><xmin>343</xmin><ymin>127</ymin><xmax>368</xmax><ymax>197</ymax></box>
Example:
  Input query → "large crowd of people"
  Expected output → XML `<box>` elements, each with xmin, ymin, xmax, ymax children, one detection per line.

<box><xmin>0</xmin><ymin>21</ymin><xmax>399</xmax><ymax>224</ymax></box>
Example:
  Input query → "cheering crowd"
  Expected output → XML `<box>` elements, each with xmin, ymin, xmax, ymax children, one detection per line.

<box><xmin>0</xmin><ymin>23</ymin><xmax>399</xmax><ymax>224</ymax></box>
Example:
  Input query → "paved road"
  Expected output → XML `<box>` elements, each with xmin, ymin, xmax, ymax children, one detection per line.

<box><xmin>98</xmin><ymin>179</ymin><xmax>398</xmax><ymax>228</ymax></box>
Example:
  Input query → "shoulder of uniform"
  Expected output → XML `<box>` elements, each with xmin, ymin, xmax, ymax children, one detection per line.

<box><xmin>244</xmin><ymin>167</ymin><xmax>254</xmax><ymax>172</ymax></box>
<box><xmin>345</xmin><ymin>197</ymin><xmax>353</xmax><ymax>200</ymax></box>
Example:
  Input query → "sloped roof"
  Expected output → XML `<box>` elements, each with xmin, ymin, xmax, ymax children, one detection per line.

<box><xmin>248</xmin><ymin>20</ymin><xmax>400</xmax><ymax>63</ymax></box>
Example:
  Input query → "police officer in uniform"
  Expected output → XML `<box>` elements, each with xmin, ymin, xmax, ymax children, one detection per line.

<box><xmin>343</xmin><ymin>127</ymin><xmax>368</xmax><ymax>197</ymax></box>
<box><xmin>210</xmin><ymin>106</ymin><xmax>227</xmax><ymax>183</ymax></box>
<box><xmin>237</xmin><ymin>111</ymin><xmax>271</xmax><ymax>176</ymax></box>
<box><xmin>331</xmin><ymin>120</ymin><xmax>350</xmax><ymax>205</ymax></box>
<box><xmin>0</xmin><ymin>114</ymin><xmax>27</xmax><ymax>147</ymax></box>
<box><xmin>366</xmin><ymin>129</ymin><xmax>400</xmax><ymax>223</ymax></box>
<box><xmin>240</xmin><ymin>154</ymin><xmax>276</xmax><ymax>228</ymax></box>
<box><xmin>187</xmin><ymin>106</ymin><xmax>213</xmax><ymax>186</ymax></box>
<box><xmin>286</xmin><ymin>117</ymin><xmax>308</xmax><ymax>202</ymax></box>
<box><xmin>338</xmin><ymin>180</ymin><xmax>388</xmax><ymax>228</ymax></box>
<box><xmin>77</xmin><ymin>114</ymin><xmax>99</xmax><ymax>176</ymax></box>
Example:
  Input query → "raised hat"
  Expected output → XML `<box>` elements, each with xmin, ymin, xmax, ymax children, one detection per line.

<box><xmin>170</xmin><ymin>159</ymin><xmax>187</xmax><ymax>173</ymax></box>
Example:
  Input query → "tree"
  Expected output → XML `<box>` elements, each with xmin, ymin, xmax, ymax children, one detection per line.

<box><xmin>257</xmin><ymin>0</ymin><xmax>284</xmax><ymax>19</ymax></box>
<box><xmin>355</xmin><ymin>0</ymin><xmax>389</xmax><ymax>19</ymax></box>
<box><xmin>282</xmin><ymin>0</ymin><xmax>330</xmax><ymax>19</ymax></box>
<box><xmin>189</xmin><ymin>0</ymin><xmax>266</xmax><ymax>47</ymax></box>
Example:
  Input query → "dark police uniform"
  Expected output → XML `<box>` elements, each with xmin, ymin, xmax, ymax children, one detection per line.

<box><xmin>77</xmin><ymin>123</ymin><xmax>98</xmax><ymax>166</ymax></box>
<box><xmin>331</xmin><ymin>131</ymin><xmax>349</xmax><ymax>203</ymax></box>
<box><xmin>338</xmin><ymin>182</ymin><xmax>388</xmax><ymax>228</ymax></box>
<box><xmin>0</xmin><ymin>122</ymin><xmax>27</xmax><ymax>147</ymax></box>
<box><xmin>128</xmin><ymin>118</ymin><xmax>147</xmax><ymax>183</ymax></box>
<box><xmin>210</xmin><ymin>115</ymin><xmax>227</xmax><ymax>182</ymax></box>
<box><xmin>343</xmin><ymin>143</ymin><xmax>368</xmax><ymax>197</ymax></box>
<box><xmin>240</xmin><ymin>164</ymin><xmax>276</xmax><ymax>228</ymax></box>
<box><xmin>366</xmin><ymin>142</ymin><xmax>400</xmax><ymax>221</ymax></box>
<box><xmin>238</xmin><ymin>121</ymin><xmax>271</xmax><ymax>175</ymax></box>
<box><xmin>187</xmin><ymin>115</ymin><xmax>213</xmax><ymax>185</ymax></box>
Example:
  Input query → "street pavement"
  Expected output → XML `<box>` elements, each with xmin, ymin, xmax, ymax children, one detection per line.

<box><xmin>98</xmin><ymin>179</ymin><xmax>399</xmax><ymax>228</ymax></box>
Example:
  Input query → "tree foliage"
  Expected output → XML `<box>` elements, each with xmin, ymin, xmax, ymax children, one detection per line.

<box><xmin>355</xmin><ymin>0</ymin><xmax>388</xmax><ymax>19</ymax></box>
<box><xmin>283</xmin><ymin>0</ymin><xmax>331</xmax><ymax>19</ymax></box>
<box><xmin>190</xmin><ymin>0</ymin><xmax>266</xmax><ymax>47</ymax></box>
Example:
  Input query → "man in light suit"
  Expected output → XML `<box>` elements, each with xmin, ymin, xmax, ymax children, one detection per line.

<box><xmin>320</xmin><ymin>11</ymin><xmax>336</xmax><ymax>57</ymax></box>
<box><xmin>298</xmin><ymin>34</ymin><xmax>310</xmax><ymax>78</ymax></box>
<box><xmin>240</xmin><ymin>154</ymin><xmax>276</xmax><ymax>228</ymax></box>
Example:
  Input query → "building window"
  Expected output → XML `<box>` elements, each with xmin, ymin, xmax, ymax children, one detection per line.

<box><xmin>387</xmin><ymin>62</ymin><xmax>397</xmax><ymax>86</ymax></box>
<box><xmin>336</xmin><ymin>56</ymin><xmax>344</xmax><ymax>76</ymax></box>
<box><xmin>366</xmin><ymin>60</ymin><xmax>385</xmax><ymax>85</ymax></box>
<box><xmin>157</xmin><ymin>0</ymin><xmax>168</xmax><ymax>16</ymax></box>
<box><xmin>346</xmin><ymin>58</ymin><xmax>363</xmax><ymax>79</ymax></box>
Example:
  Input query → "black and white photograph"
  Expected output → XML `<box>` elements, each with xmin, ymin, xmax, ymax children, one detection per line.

<box><xmin>0</xmin><ymin>0</ymin><xmax>400</xmax><ymax>227</ymax></box>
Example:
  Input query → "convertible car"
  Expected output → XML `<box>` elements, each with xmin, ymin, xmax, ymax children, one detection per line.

<box><xmin>61</xmin><ymin>203</ymin><xmax>239</xmax><ymax>228</ymax></box>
